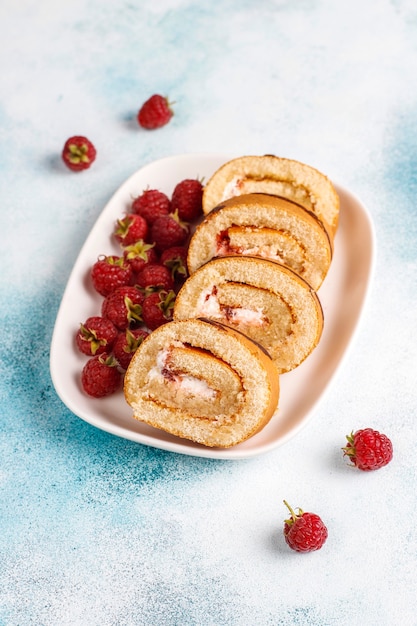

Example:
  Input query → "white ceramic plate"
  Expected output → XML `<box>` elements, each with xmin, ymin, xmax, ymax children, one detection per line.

<box><xmin>50</xmin><ymin>153</ymin><xmax>376</xmax><ymax>460</ymax></box>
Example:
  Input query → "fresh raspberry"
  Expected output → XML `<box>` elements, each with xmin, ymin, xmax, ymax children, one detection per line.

<box><xmin>123</xmin><ymin>240</ymin><xmax>158</xmax><ymax>275</ymax></box>
<box><xmin>142</xmin><ymin>290</ymin><xmax>176</xmax><ymax>330</ymax></box>
<box><xmin>135</xmin><ymin>263</ymin><xmax>174</xmax><ymax>292</ymax></box>
<box><xmin>137</xmin><ymin>95</ymin><xmax>173</xmax><ymax>130</ymax></box>
<box><xmin>81</xmin><ymin>353</ymin><xmax>122</xmax><ymax>398</ymax></box>
<box><xmin>62</xmin><ymin>136</ymin><xmax>96</xmax><ymax>172</ymax></box>
<box><xmin>150</xmin><ymin>210</ymin><xmax>190</xmax><ymax>253</ymax></box>
<box><xmin>91</xmin><ymin>255</ymin><xmax>133</xmax><ymax>297</ymax></box>
<box><xmin>171</xmin><ymin>178</ymin><xmax>204</xmax><ymax>221</ymax></box>
<box><xmin>113</xmin><ymin>328</ymin><xmax>149</xmax><ymax>370</ymax></box>
<box><xmin>131</xmin><ymin>189</ymin><xmax>171</xmax><ymax>224</ymax></box>
<box><xmin>114</xmin><ymin>214</ymin><xmax>149</xmax><ymax>247</ymax></box>
<box><xmin>102</xmin><ymin>285</ymin><xmax>144</xmax><ymax>330</ymax></box>
<box><xmin>75</xmin><ymin>316</ymin><xmax>118</xmax><ymax>356</ymax></box>
<box><xmin>343</xmin><ymin>428</ymin><xmax>393</xmax><ymax>471</ymax></box>
<box><xmin>160</xmin><ymin>246</ymin><xmax>188</xmax><ymax>281</ymax></box>
<box><xmin>283</xmin><ymin>500</ymin><xmax>328</xmax><ymax>553</ymax></box>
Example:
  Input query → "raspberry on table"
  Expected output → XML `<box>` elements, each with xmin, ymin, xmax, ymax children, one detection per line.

<box><xmin>113</xmin><ymin>328</ymin><xmax>149</xmax><ymax>370</ymax></box>
<box><xmin>62</xmin><ymin>136</ymin><xmax>96</xmax><ymax>171</ymax></box>
<box><xmin>283</xmin><ymin>500</ymin><xmax>328</xmax><ymax>553</ymax></box>
<box><xmin>150</xmin><ymin>210</ymin><xmax>190</xmax><ymax>253</ymax></box>
<box><xmin>101</xmin><ymin>285</ymin><xmax>144</xmax><ymax>330</ymax></box>
<box><xmin>81</xmin><ymin>353</ymin><xmax>122</xmax><ymax>398</ymax></box>
<box><xmin>343</xmin><ymin>428</ymin><xmax>393</xmax><ymax>471</ymax></box>
<box><xmin>114</xmin><ymin>214</ymin><xmax>149</xmax><ymax>247</ymax></box>
<box><xmin>131</xmin><ymin>189</ymin><xmax>171</xmax><ymax>224</ymax></box>
<box><xmin>135</xmin><ymin>263</ymin><xmax>174</xmax><ymax>292</ymax></box>
<box><xmin>171</xmin><ymin>178</ymin><xmax>204</xmax><ymax>221</ymax></box>
<box><xmin>137</xmin><ymin>94</ymin><xmax>174</xmax><ymax>130</ymax></box>
<box><xmin>91</xmin><ymin>255</ymin><xmax>133</xmax><ymax>297</ymax></box>
<box><xmin>75</xmin><ymin>316</ymin><xmax>118</xmax><ymax>356</ymax></box>
<box><xmin>142</xmin><ymin>290</ymin><xmax>176</xmax><ymax>330</ymax></box>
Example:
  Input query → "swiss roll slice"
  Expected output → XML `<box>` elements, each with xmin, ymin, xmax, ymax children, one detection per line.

<box><xmin>202</xmin><ymin>154</ymin><xmax>340</xmax><ymax>238</ymax></box>
<box><xmin>188</xmin><ymin>193</ymin><xmax>332</xmax><ymax>290</ymax></box>
<box><xmin>174</xmin><ymin>256</ymin><xmax>323</xmax><ymax>374</ymax></box>
<box><xmin>124</xmin><ymin>318</ymin><xmax>279</xmax><ymax>448</ymax></box>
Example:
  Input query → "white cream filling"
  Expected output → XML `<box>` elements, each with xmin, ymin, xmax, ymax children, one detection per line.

<box><xmin>197</xmin><ymin>289</ymin><xmax>265</xmax><ymax>326</ymax></box>
<box><xmin>197</xmin><ymin>291</ymin><xmax>222</xmax><ymax>317</ymax></box>
<box><xmin>147</xmin><ymin>345</ymin><xmax>217</xmax><ymax>400</ymax></box>
<box><xmin>230</xmin><ymin>306</ymin><xmax>265</xmax><ymax>325</ymax></box>
<box><xmin>221</xmin><ymin>176</ymin><xmax>243</xmax><ymax>200</ymax></box>
<box><xmin>176</xmin><ymin>375</ymin><xmax>216</xmax><ymax>399</ymax></box>
<box><xmin>240</xmin><ymin>244</ymin><xmax>285</xmax><ymax>262</ymax></box>
<box><xmin>147</xmin><ymin>348</ymin><xmax>169</xmax><ymax>380</ymax></box>
<box><xmin>216</xmin><ymin>233</ymin><xmax>286</xmax><ymax>263</ymax></box>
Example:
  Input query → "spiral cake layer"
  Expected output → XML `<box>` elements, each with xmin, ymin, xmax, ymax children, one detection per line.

<box><xmin>124</xmin><ymin>319</ymin><xmax>280</xmax><ymax>448</ymax></box>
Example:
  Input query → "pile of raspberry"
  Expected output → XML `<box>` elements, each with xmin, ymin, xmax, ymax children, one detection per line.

<box><xmin>76</xmin><ymin>178</ymin><xmax>203</xmax><ymax>398</ymax></box>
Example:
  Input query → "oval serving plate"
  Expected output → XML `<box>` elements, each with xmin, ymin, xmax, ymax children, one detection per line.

<box><xmin>50</xmin><ymin>153</ymin><xmax>376</xmax><ymax>460</ymax></box>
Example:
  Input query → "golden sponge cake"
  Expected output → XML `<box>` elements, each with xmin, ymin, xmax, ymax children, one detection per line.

<box><xmin>124</xmin><ymin>318</ymin><xmax>279</xmax><ymax>448</ymax></box>
<box><xmin>203</xmin><ymin>154</ymin><xmax>340</xmax><ymax>238</ymax></box>
<box><xmin>174</xmin><ymin>256</ymin><xmax>324</xmax><ymax>374</ymax></box>
<box><xmin>187</xmin><ymin>193</ymin><xmax>332</xmax><ymax>290</ymax></box>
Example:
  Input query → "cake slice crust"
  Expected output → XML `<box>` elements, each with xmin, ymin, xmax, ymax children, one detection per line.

<box><xmin>202</xmin><ymin>155</ymin><xmax>340</xmax><ymax>238</ymax></box>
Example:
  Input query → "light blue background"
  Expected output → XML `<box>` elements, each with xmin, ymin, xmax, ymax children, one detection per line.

<box><xmin>1</xmin><ymin>1</ymin><xmax>416</xmax><ymax>625</ymax></box>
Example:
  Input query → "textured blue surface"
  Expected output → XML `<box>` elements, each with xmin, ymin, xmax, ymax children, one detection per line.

<box><xmin>1</xmin><ymin>1</ymin><xmax>417</xmax><ymax>625</ymax></box>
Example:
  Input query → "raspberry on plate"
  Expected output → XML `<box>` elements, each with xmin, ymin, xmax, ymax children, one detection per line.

<box><xmin>81</xmin><ymin>353</ymin><xmax>122</xmax><ymax>397</ymax></box>
<box><xmin>142</xmin><ymin>290</ymin><xmax>176</xmax><ymax>330</ymax></box>
<box><xmin>343</xmin><ymin>428</ymin><xmax>393</xmax><ymax>471</ymax></box>
<box><xmin>150</xmin><ymin>210</ymin><xmax>190</xmax><ymax>252</ymax></box>
<box><xmin>137</xmin><ymin>94</ymin><xmax>173</xmax><ymax>130</ymax></box>
<box><xmin>171</xmin><ymin>178</ymin><xmax>204</xmax><ymax>221</ymax></box>
<box><xmin>75</xmin><ymin>316</ymin><xmax>118</xmax><ymax>356</ymax></box>
<box><xmin>135</xmin><ymin>263</ymin><xmax>174</xmax><ymax>292</ymax></box>
<box><xmin>123</xmin><ymin>240</ymin><xmax>159</xmax><ymax>275</ymax></box>
<box><xmin>62</xmin><ymin>135</ymin><xmax>96</xmax><ymax>171</ymax></box>
<box><xmin>160</xmin><ymin>246</ymin><xmax>188</xmax><ymax>281</ymax></box>
<box><xmin>101</xmin><ymin>285</ymin><xmax>144</xmax><ymax>330</ymax></box>
<box><xmin>91</xmin><ymin>255</ymin><xmax>133</xmax><ymax>297</ymax></box>
<box><xmin>114</xmin><ymin>214</ymin><xmax>149</xmax><ymax>247</ymax></box>
<box><xmin>131</xmin><ymin>189</ymin><xmax>171</xmax><ymax>224</ymax></box>
<box><xmin>283</xmin><ymin>500</ymin><xmax>328</xmax><ymax>553</ymax></box>
<box><xmin>113</xmin><ymin>328</ymin><xmax>149</xmax><ymax>370</ymax></box>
